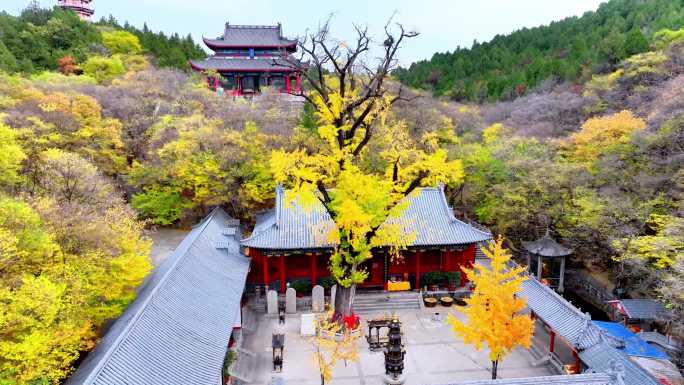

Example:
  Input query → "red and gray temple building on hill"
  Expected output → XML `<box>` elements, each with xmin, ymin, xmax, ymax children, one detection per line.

<box><xmin>241</xmin><ymin>186</ymin><xmax>492</xmax><ymax>293</ymax></box>
<box><xmin>57</xmin><ymin>0</ymin><xmax>94</xmax><ymax>21</ymax></box>
<box><xmin>191</xmin><ymin>23</ymin><xmax>304</xmax><ymax>96</ymax></box>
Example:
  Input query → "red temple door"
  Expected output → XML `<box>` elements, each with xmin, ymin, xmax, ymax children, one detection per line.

<box><xmin>370</xmin><ymin>260</ymin><xmax>383</xmax><ymax>285</ymax></box>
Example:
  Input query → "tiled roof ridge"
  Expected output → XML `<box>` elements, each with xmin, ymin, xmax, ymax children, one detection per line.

<box><xmin>435</xmin><ymin>184</ymin><xmax>492</xmax><ymax>237</ymax></box>
<box><xmin>526</xmin><ymin>270</ymin><xmax>588</xmax><ymax>318</ymax></box>
<box><xmin>239</xmin><ymin>186</ymin><xmax>283</xmax><ymax>246</ymax></box>
<box><xmin>79</xmin><ymin>207</ymin><xmax>233</xmax><ymax>384</ymax></box>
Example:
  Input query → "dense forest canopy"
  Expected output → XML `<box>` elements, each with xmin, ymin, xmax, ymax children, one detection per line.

<box><xmin>394</xmin><ymin>0</ymin><xmax>684</xmax><ymax>102</ymax></box>
<box><xmin>0</xmin><ymin>3</ymin><xmax>205</xmax><ymax>74</ymax></box>
<box><xmin>0</xmin><ymin>0</ymin><xmax>682</xmax><ymax>382</ymax></box>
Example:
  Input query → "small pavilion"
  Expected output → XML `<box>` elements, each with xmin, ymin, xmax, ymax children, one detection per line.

<box><xmin>523</xmin><ymin>231</ymin><xmax>573</xmax><ymax>292</ymax></box>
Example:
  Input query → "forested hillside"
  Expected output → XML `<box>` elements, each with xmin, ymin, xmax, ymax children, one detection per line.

<box><xmin>0</xmin><ymin>3</ymin><xmax>204</xmax><ymax>74</ymax></box>
<box><xmin>394</xmin><ymin>0</ymin><xmax>684</xmax><ymax>101</ymax></box>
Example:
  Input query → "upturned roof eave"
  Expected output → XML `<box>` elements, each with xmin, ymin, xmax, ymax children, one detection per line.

<box><xmin>203</xmin><ymin>36</ymin><xmax>297</xmax><ymax>49</ymax></box>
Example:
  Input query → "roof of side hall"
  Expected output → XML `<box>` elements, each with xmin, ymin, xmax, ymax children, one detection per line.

<box><xmin>241</xmin><ymin>185</ymin><xmax>492</xmax><ymax>250</ymax></box>
<box><xmin>67</xmin><ymin>208</ymin><xmax>250</xmax><ymax>385</ymax></box>
<box><xmin>203</xmin><ymin>23</ymin><xmax>297</xmax><ymax>48</ymax></box>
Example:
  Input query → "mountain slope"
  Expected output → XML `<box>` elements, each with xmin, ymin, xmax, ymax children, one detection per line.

<box><xmin>394</xmin><ymin>0</ymin><xmax>684</xmax><ymax>102</ymax></box>
<box><xmin>0</xmin><ymin>4</ymin><xmax>205</xmax><ymax>74</ymax></box>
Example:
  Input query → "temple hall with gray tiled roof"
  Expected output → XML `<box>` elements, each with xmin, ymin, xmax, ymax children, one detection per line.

<box><xmin>192</xmin><ymin>22</ymin><xmax>304</xmax><ymax>96</ymax></box>
<box><xmin>242</xmin><ymin>185</ymin><xmax>491</xmax><ymax>293</ymax></box>
<box><xmin>241</xmin><ymin>185</ymin><xmax>492</xmax><ymax>250</ymax></box>
<box><xmin>67</xmin><ymin>208</ymin><xmax>250</xmax><ymax>385</ymax></box>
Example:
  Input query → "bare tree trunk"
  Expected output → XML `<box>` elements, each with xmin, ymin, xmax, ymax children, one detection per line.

<box><xmin>491</xmin><ymin>359</ymin><xmax>498</xmax><ymax>379</ymax></box>
<box><xmin>334</xmin><ymin>284</ymin><xmax>356</xmax><ymax>317</ymax></box>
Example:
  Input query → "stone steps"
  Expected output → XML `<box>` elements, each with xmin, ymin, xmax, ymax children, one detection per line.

<box><xmin>352</xmin><ymin>292</ymin><xmax>422</xmax><ymax>314</ymax></box>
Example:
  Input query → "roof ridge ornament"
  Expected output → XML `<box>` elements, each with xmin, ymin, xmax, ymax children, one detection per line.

<box><xmin>607</xmin><ymin>359</ymin><xmax>626</xmax><ymax>385</ymax></box>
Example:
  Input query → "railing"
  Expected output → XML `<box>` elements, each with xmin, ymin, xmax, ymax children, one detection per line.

<box><xmin>565</xmin><ymin>269</ymin><xmax>616</xmax><ymax>314</ymax></box>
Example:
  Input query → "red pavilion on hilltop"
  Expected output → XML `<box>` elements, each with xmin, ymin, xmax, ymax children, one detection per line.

<box><xmin>57</xmin><ymin>0</ymin><xmax>94</xmax><ymax>21</ymax></box>
<box><xmin>191</xmin><ymin>23</ymin><xmax>304</xmax><ymax>96</ymax></box>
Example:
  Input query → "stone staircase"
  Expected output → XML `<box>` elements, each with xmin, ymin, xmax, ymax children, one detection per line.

<box><xmin>352</xmin><ymin>291</ymin><xmax>422</xmax><ymax>315</ymax></box>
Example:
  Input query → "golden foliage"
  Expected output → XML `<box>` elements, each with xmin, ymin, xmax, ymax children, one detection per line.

<box><xmin>271</xmin><ymin>88</ymin><xmax>465</xmax><ymax>290</ymax></box>
<box><xmin>566</xmin><ymin>110</ymin><xmax>645</xmax><ymax>163</ymax></box>
<box><xmin>448</xmin><ymin>236</ymin><xmax>534</xmax><ymax>365</ymax></box>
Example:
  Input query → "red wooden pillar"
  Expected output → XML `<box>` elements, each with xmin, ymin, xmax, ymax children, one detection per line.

<box><xmin>262</xmin><ymin>252</ymin><xmax>269</xmax><ymax>289</ymax></box>
<box><xmin>280</xmin><ymin>255</ymin><xmax>286</xmax><ymax>293</ymax></box>
<box><xmin>295</xmin><ymin>73</ymin><xmax>301</xmax><ymax>94</ymax></box>
<box><xmin>285</xmin><ymin>74</ymin><xmax>291</xmax><ymax>93</ymax></box>
<box><xmin>415</xmin><ymin>251</ymin><xmax>421</xmax><ymax>290</ymax></box>
<box><xmin>311</xmin><ymin>253</ymin><xmax>318</xmax><ymax>286</ymax></box>
<box><xmin>572</xmin><ymin>350</ymin><xmax>580</xmax><ymax>373</ymax></box>
<box><xmin>549</xmin><ymin>330</ymin><xmax>556</xmax><ymax>353</ymax></box>
<box><xmin>460</xmin><ymin>245</ymin><xmax>476</xmax><ymax>287</ymax></box>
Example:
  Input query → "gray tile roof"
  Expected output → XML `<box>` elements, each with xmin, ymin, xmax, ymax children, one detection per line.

<box><xmin>520</xmin><ymin>277</ymin><xmax>622</xmax><ymax>350</ymax></box>
<box><xmin>432</xmin><ymin>373</ymin><xmax>619</xmax><ymax>385</ymax></box>
<box><xmin>619</xmin><ymin>299</ymin><xmax>667</xmax><ymax>320</ymax></box>
<box><xmin>190</xmin><ymin>57</ymin><xmax>297</xmax><ymax>72</ymax></box>
<box><xmin>241</xmin><ymin>186</ymin><xmax>492</xmax><ymax>250</ymax></box>
<box><xmin>67</xmin><ymin>208</ymin><xmax>250</xmax><ymax>385</ymax></box>
<box><xmin>522</xmin><ymin>232</ymin><xmax>573</xmax><ymax>257</ymax></box>
<box><xmin>204</xmin><ymin>23</ymin><xmax>296</xmax><ymax>48</ymax></box>
<box><xmin>580</xmin><ymin>342</ymin><xmax>661</xmax><ymax>385</ymax></box>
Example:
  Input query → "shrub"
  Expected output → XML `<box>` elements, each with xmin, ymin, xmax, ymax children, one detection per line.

<box><xmin>81</xmin><ymin>55</ymin><xmax>125</xmax><ymax>84</ymax></box>
<box><xmin>131</xmin><ymin>187</ymin><xmax>190</xmax><ymax>225</ymax></box>
<box><xmin>102</xmin><ymin>30</ymin><xmax>143</xmax><ymax>55</ymax></box>
<box><xmin>318</xmin><ymin>277</ymin><xmax>335</xmax><ymax>289</ymax></box>
<box><xmin>290</xmin><ymin>279</ymin><xmax>312</xmax><ymax>294</ymax></box>
<box><xmin>445</xmin><ymin>271</ymin><xmax>461</xmax><ymax>286</ymax></box>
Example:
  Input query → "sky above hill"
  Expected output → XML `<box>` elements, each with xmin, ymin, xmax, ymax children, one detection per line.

<box><xmin>5</xmin><ymin>0</ymin><xmax>604</xmax><ymax>65</ymax></box>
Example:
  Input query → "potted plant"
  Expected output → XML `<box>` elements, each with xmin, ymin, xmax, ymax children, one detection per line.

<box><xmin>423</xmin><ymin>271</ymin><xmax>444</xmax><ymax>291</ymax></box>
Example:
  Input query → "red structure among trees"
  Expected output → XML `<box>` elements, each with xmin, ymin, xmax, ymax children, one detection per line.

<box><xmin>57</xmin><ymin>0</ymin><xmax>94</xmax><ymax>21</ymax></box>
<box><xmin>241</xmin><ymin>186</ymin><xmax>491</xmax><ymax>293</ymax></box>
<box><xmin>191</xmin><ymin>23</ymin><xmax>304</xmax><ymax>96</ymax></box>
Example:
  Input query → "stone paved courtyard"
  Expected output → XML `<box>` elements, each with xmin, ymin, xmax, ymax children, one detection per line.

<box><xmin>241</xmin><ymin>306</ymin><xmax>555</xmax><ymax>385</ymax></box>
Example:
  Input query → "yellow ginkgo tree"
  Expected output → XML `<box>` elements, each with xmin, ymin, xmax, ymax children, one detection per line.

<box><xmin>448</xmin><ymin>236</ymin><xmax>534</xmax><ymax>379</ymax></box>
<box><xmin>272</xmin><ymin>19</ymin><xmax>464</xmax><ymax>317</ymax></box>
